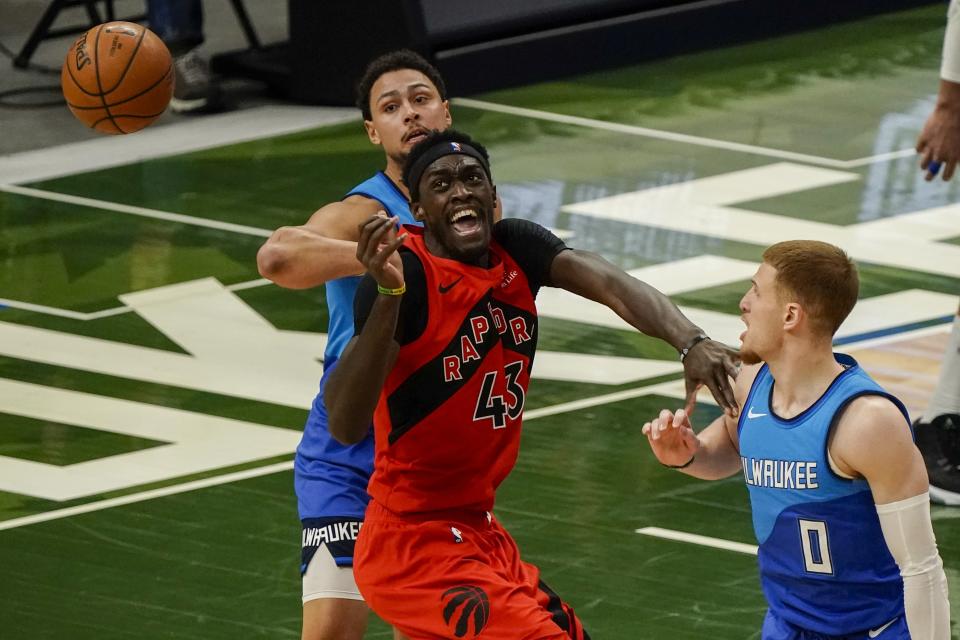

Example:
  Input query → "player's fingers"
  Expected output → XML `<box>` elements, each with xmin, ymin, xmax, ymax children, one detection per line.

<box><xmin>927</xmin><ymin>159</ymin><xmax>943</xmax><ymax>182</ymax></box>
<box><xmin>363</xmin><ymin>219</ymin><xmax>397</xmax><ymax>267</ymax></box>
<box><xmin>943</xmin><ymin>160</ymin><xmax>957</xmax><ymax>181</ymax></box>
<box><xmin>719</xmin><ymin>369</ymin><xmax>738</xmax><ymax>416</ymax></box>
<box><xmin>673</xmin><ymin>408</ymin><xmax>688</xmax><ymax>428</ymax></box>
<box><xmin>641</xmin><ymin>422</ymin><xmax>651</xmax><ymax>436</ymax></box>
<box><xmin>658</xmin><ymin>409</ymin><xmax>674</xmax><ymax>427</ymax></box>
<box><xmin>723</xmin><ymin>346</ymin><xmax>741</xmax><ymax>379</ymax></box>
<box><xmin>356</xmin><ymin>216</ymin><xmax>385</xmax><ymax>259</ymax></box>
<box><xmin>361</xmin><ymin>220</ymin><xmax>390</xmax><ymax>261</ymax></box>
<box><xmin>705</xmin><ymin>371</ymin><xmax>737</xmax><ymax>417</ymax></box>
<box><xmin>683</xmin><ymin>384</ymin><xmax>701</xmax><ymax>417</ymax></box>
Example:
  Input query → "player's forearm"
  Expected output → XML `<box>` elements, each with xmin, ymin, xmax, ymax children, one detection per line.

<box><xmin>942</xmin><ymin>0</ymin><xmax>960</xmax><ymax>84</ymax></box>
<box><xmin>257</xmin><ymin>228</ymin><xmax>363</xmax><ymax>289</ymax></box>
<box><xmin>876</xmin><ymin>494</ymin><xmax>950</xmax><ymax>639</ymax></box>
<box><xmin>680</xmin><ymin>420</ymin><xmax>742</xmax><ymax>481</ymax></box>
<box><xmin>608</xmin><ymin>271</ymin><xmax>702</xmax><ymax>352</ymax></box>
<box><xmin>325</xmin><ymin>296</ymin><xmax>401</xmax><ymax>445</ymax></box>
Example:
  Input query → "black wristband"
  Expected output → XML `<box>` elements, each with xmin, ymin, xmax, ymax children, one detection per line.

<box><xmin>679</xmin><ymin>334</ymin><xmax>709</xmax><ymax>362</ymax></box>
<box><xmin>662</xmin><ymin>454</ymin><xmax>696</xmax><ymax>470</ymax></box>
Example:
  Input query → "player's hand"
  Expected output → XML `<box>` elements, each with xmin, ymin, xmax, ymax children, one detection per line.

<box><xmin>681</xmin><ymin>340</ymin><xmax>740</xmax><ymax>417</ymax></box>
<box><xmin>641</xmin><ymin>408</ymin><xmax>700</xmax><ymax>467</ymax></box>
<box><xmin>357</xmin><ymin>213</ymin><xmax>406</xmax><ymax>290</ymax></box>
<box><xmin>917</xmin><ymin>100</ymin><xmax>960</xmax><ymax>181</ymax></box>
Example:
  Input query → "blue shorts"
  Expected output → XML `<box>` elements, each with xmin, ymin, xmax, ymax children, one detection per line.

<box><xmin>762</xmin><ymin>610</ymin><xmax>907</xmax><ymax>640</ymax></box>
<box><xmin>294</xmin><ymin>365</ymin><xmax>374</xmax><ymax>520</ymax></box>
<box><xmin>300</xmin><ymin>516</ymin><xmax>364</xmax><ymax>572</ymax></box>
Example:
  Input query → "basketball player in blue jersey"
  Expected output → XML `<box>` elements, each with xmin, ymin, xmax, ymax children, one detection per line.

<box><xmin>257</xmin><ymin>50</ymin><xmax>456</xmax><ymax>640</ymax></box>
<box><xmin>641</xmin><ymin>240</ymin><xmax>950</xmax><ymax>639</ymax></box>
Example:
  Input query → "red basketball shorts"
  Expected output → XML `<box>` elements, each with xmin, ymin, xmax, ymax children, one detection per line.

<box><xmin>355</xmin><ymin>501</ymin><xmax>590</xmax><ymax>640</ymax></box>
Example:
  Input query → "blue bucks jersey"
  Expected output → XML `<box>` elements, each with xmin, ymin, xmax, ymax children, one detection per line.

<box><xmin>738</xmin><ymin>354</ymin><xmax>910</xmax><ymax>636</ymax></box>
<box><xmin>294</xmin><ymin>172</ymin><xmax>418</xmax><ymax>522</ymax></box>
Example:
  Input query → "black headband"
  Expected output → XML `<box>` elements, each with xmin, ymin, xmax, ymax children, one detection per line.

<box><xmin>406</xmin><ymin>140</ymin><xmax>491</xmax><ymax>199</ymax></box>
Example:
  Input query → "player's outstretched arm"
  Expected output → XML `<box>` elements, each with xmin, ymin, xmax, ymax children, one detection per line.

<box><xmin>257</xmin><ymin>196</ymin><xmax>385</xmax><ymax>289</ymax></box>
<box><xmin>641</xmin><ymin>364</ymin><xmax>757</xmax><ymax>480</ymax></box>
<box><xmin>917</xmin><ymin>0</ymin><xmax>960</xmax><ymax>181</ymax></box>
<box><xmin>830</xmin><ymin>397</ymin><xmax>951</xmax><ymax>639</ymax></box>
<box><xmin>325</xmin><ymin>215</ymin><xmax>407</xmax><ymax>445</ymax></box>
<box><xmin>549</xmin><ymin>249</ymin><xmax>741</xmax><ymax>415</ymax></box>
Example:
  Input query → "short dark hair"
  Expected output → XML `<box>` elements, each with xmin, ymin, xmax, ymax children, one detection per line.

<box><xmin>355</xmin><ymin>50</ymin><xmax>447</xmax><ymax>120</ymax></box>
<box><xmin>402</xmin><ymin>129</ymin><xmax>491</xmax><ymax>201</ymax></box>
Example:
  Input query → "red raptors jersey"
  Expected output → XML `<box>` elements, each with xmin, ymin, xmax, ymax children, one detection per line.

<box><xmin>367</xmin><ymin>227</ymin><xmax>539</xmax><ymax>515</ymax></box>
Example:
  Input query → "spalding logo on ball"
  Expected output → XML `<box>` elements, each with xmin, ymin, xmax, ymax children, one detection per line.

<box><xmin>61</xmin><ymin>22</ymin><xmax>174</xmax><ymax>134</ymax></box>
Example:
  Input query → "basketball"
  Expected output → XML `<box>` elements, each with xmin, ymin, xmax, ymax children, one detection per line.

<box><xmin>61</xmin><ymin>22</ymin><xmax>174</xmax><ymax>134</ymax></box>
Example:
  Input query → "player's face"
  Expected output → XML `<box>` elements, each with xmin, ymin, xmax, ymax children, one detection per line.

<box><xmin>364</xmin><ymin>69</ymin><xmax>451</xmax><ymax>162</ymax></box>
<box><xmin>415</xmin><ymin>154</ymin><xmax>496</xmax><ymax>265</ymax></box>
<box><xmin>738</xmin><ymin>263</ymin><xmax>785</xmax><ymax>365</ymax></box>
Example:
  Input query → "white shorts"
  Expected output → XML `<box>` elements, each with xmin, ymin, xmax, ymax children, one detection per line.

<box><xmin>302</xmin><ymin>542</ymin><xmax>364</xmax><ymax>604</ymax></box>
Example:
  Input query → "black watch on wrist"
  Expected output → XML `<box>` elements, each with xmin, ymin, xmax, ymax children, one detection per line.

<box><xmin>679</xmin><ymin>334</ymin><xmax>709</xmax><ymax>362</ymax></box>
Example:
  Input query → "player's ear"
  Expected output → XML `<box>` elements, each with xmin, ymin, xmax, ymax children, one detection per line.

<box><xmin>364</xmin><ymin>119</ymin><xmax>381</xmax><ymax>145</ymax></box>
<box><xmin>441</xmin><ymin>100</ymin><xmax>452</xmax><ymax>127</ymax></box>
<box><xmin>410</xmin><ymin>202</ymin><xmax>424</xmax><ymax>220</ymax></box>
<box><xmin>782</xmin><ymin>302</ymin><xmax>801</xmax><ymax>331</ymax></box>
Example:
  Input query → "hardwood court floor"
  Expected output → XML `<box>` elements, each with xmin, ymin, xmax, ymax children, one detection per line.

<box><xmin>0</xmin><ymin>6</ymin><xmax>958</xmax><ymax>638</ymax></box>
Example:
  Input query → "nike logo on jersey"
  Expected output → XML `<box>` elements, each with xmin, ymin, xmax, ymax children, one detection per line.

<box><xmin>439</xmin><ymin>276</ymin><xmax>463</xmax><ymax>293</ymax></box>
<box><xmin>747</xmin><ymin>407</ymin><xmax>767</xmax><ymax>419</ymax></box>
<box><xmin>868</xmin><ymin>618</ymin><xmax>897</xmax><ymax>638</ymax></box>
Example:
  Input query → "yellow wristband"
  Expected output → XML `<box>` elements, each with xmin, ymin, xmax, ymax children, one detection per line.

<box><xmin>377</xmin><ymin>283</ymin><xmax>406</xmax><ymax>296</ymax></box>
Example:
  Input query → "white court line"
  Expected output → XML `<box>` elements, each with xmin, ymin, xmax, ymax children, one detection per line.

<box><xmin>0</xmin><ymin>315</ymin><xmax>950</xmax><ymax>531</ymax></box>
<box><xmin>0</xmin><ymin>461</ymin><xmax>293</xmax><ymax>532</ymax></box>
<box><xmin>0</xmin><ymin>277</ymin><xmax>273</xmax><ymax>321</ymax></box>
<box><xmin>0</xmin><ymin>184</ymin><xmax>273</xmax><ymax>237</ymax></box>
<box><xmin>636</xmin><ymin>526</ymin><xmax>758</xmax><ymax>555</ymax></box>
<box><xmin>844</xmin><ymin>148</ymin><xmax>918</xmax><ymax>168</ymax></box>
<box><xmin>454</xmin><ymin>98</ymin><xmax>917</xmax><ymax>169</ymax></box>
<box><xmin>0</xmin><ymin>105</ymin><xmax>358</xmax><ymax>185</ymax></box>
<box><xmin>0</xmin><ymin>376</ymin><xmax>684</xmax><ymax>531</ymax></box>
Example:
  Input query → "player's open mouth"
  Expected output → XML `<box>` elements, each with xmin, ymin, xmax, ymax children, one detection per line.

<box><xmin>450</xmin><ymin>208</ymin><xmax>483</xmax><ymax>236</ymax></box>
<box><xmin>404</xmin><ymin>128</ymin><xmax>429</xmax><ymax>145</ymax></box>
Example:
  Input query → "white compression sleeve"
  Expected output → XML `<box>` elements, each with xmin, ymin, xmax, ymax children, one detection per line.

<box><xmin>942</xmin><ymin>0</ymin><xmax>960</xmax><ymax>82</ymax></box>
<box><xmin>875</xmin><ymin>493</ymin><xmax>951</xmax><ymax>640</ymax></box>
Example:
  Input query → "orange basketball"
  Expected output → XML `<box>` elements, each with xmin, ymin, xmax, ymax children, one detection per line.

<box><xmin>61</xmin><ymin>22</ymin><xmax>174</xmax><ymax>134</ymax></box>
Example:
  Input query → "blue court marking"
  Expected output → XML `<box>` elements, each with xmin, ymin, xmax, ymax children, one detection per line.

<box><xmin>833</xmin><ymin>315</ymin><xmax>954</xmax><ymax>346</ymax></box>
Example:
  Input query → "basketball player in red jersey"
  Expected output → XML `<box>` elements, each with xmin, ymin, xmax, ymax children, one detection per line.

<box><xmin>325</xmin><ymin>129</ymin><xmax>740</xmax><ymax>639</ymax></box>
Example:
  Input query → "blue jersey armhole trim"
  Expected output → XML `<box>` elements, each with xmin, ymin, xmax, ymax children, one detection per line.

<box><xmin>738</xmin><ymin>363</ymin><xmax>769</xmax><ymax>437</ymax></box>
<box><xmin>823</xmin><ymin>390</ymin><xmax>912</xmax><ymax>483</ymax></box>
<box><xmin>342</xmin><ymin>190</ymin><xmax>391</xmax><ymax>212</ymax></box>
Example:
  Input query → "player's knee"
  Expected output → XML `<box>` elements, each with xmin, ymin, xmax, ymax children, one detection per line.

<box><xmin>301</xmin><ymin>598</ymin><xmax>368</xmax><ymax>640</ymax></box>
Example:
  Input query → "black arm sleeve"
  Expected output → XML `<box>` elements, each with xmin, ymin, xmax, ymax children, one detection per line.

<box><xmin>492</xmin><ymin>218</ymin><xmax>570</xmax><ymax>294</ymax></box>
<box><xmin>353</xmin><ymin>248</ymin><xmax>428</xmax><ymax>344</ymax></box>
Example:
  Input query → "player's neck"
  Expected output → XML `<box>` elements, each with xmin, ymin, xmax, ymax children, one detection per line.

<box><xmin>383</xmin><ymin>161</ymin><xmax>411</xmax><ymax>200</ymax></box>
<box><xmin>766</xmin><ymin>341</ymin><xmax>843</xmax><ymax>419</ymax></box>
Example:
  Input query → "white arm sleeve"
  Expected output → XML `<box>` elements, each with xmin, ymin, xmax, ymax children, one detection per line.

<box><xmin>876</xmin><ymin>493</ymin><xmax>951</xmax><ymax>640</ymax></box>
<box><xmin>942</xmin><ymin>0</ymin><xmax>960</xmax><ymax>82</ymax></box>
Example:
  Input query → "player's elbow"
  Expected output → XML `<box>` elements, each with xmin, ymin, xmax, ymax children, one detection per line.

<box><xmin>327</xmin><ymin>410</ymin><xmax>368</xmax><ymax>445</ymax></box>
<box><xmin>257</xmin><ymin>230</ymin><xmax>298</xmax><ymax>285</ymax></box>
